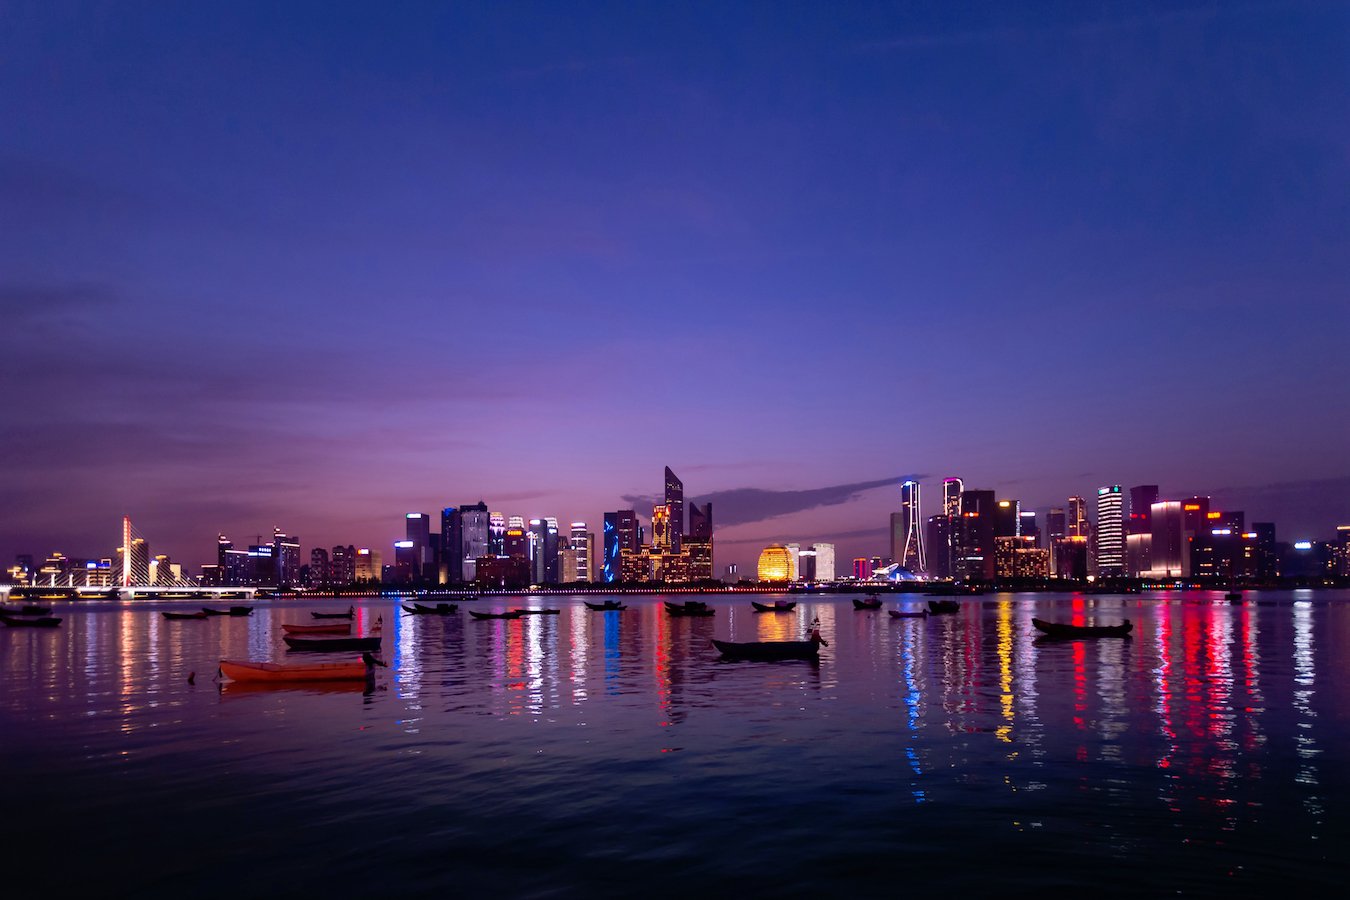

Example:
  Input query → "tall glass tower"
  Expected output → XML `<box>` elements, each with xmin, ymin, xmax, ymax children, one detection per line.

<box><xmin>899</xmin><ymin>479</ymin><xmax>925</xmax><ymax>573</ymax></box>
<box><xmin>664</xmin><ymin>467</ymin><xmax>684</xmax><ymax>553</ymax></box>
<box><xmin>1096</xmin><ymin>486</ymin><xmax>1125</xmax><ymax>576</ymax></box>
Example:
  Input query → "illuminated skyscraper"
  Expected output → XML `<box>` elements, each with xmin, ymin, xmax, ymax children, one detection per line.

<box><xmin>956</xmin><ymin>489</ymin><xmax>996</xmax><ymax>580</ymax></box>
<box><xmin>664</xmin><ymin>467</ymin><xmax>684</xmax><ymax>553</ymax></box>
<box><xmin>652</xmin><ymin>503</ymin><xmax>672</xmax><ymax>549</ymax></box>
<box><xmin>602</xmin><ymin>510</ymin><xmax>638</xmax><ymax>583</ymax></box>
<box><xmin>354</xmin><ymin>548</ymin><xmax>381</xmax><ymax>583</ymax></box>
<box><xmin>440</xmin><ymin>507</ymin><xmax>462</xmax><ymax>583</ymax></box>
<box><xmin>994</xmin><ymin>499</ymin><xmax>1020</xmax><ymax>538</ymax></box>
<box><xmin>688</xmin><ymin>502</ymin><xmax>712</xmax><ymax>540</ymax></box>
<box><xmin>331</xmin><ymin>545</ymin><xmax>355</xmax><ymax>585</ymax></box>
<box><xmin>570</xmin><ymin>523</ymin><xmax>591</xmax><ymax>582</ymax></box>
<box><xmin>812</xmin><ymin>543</ymin><xmax>835</xmax><ymax>581</ymax></box>
<box><xmin>1148</xmin><ymin>500</ymin><xmax>1184</xmax><ymax>577</ymax></box>
<box><xmin>1067</xmin><ymin>496</ymin><xmax>1088</xmax><ymax>538</ymax></box>
<box><xmin>897</xmin><ymin>479</ymin><xmax>925</xmax><ymax>573</ymax></box>
<box><xmin>1096</xmin><ymin>486</ymin><xmax>1125</xmax><ymax>576</ymax></box>
<box><xmin>943</xmin><ymin>478</ymin><xmax>963</xmax><ymax>517</ymax></box>
<box><xmin>488</xmin><ymin>512</ymin><xmax>505</xmax><ymax>555</ymax></box>
<box><xmin>461</xmin><ymin>502</ymin><xmax>490</xmax><ymax>572</ymax></box>
<box><xmin>406</xmin><ymin>513</ymin><xmax>432</xmax><ymax>581</ymax></box>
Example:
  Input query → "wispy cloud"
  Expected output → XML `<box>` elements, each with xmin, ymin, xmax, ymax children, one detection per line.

<box><xmin>623</xmin><ymin>475</ymin><xmax>920</xmax><ymax>527</ymax></box>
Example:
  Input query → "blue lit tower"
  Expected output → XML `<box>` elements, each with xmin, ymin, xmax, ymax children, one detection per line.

<box><xmin>899</xmin><ymin>479</ymin><xmax>925</xmax><ymax>573</ymax></box>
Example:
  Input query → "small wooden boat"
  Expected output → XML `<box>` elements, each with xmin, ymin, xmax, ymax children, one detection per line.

<box><xmin>1031</xmin><ymin>618</ymin><xmax>1133</xmax><ymax>639</ymax></box>
<box><xmin>0</xmin><ymin>614</ymin><xmax>61</xmax><ymax>628</ymax></box>
<box><xmin>281</xmin><ymin>622</ymin><xmax>353</xmax><ymax>635</ymax></box>
<box><xmin>403</xmin><ymin>603</ymin><xmax>459</xmax><ymax>615</ymax></box>
<box><xmin>468</xmin><ymin>610</ymin><xmax>524</xmax><ymax>620</ymax></box>
<box><xmin>312</xmin><ymin>606</ymin><xmax>355</xmax><ymax>619</ymax></box>
<box><xmin>666</xmin><ymin>601</ymin><xmax>718</xmax><ymax>615</ymax></box>
<box><xmin>853</xmin><ymin>597</ymin><xmax>882</xmax><ymax>610</ymax></box>
<box><xmin>927</xmin><ymin>600</ymin><xmax>960</xmax><ymax>615</ymax></box>
<box><xmin>219</xmin><ymin>654</ymin><xmax>379</xmax><ymax>683</ymax></box>
<box><xmin>282</xmin><ymin>634</ymin><xmax>382</xmax><ymax>651</ymax></box>
<box><xmin>0</xmin><ymin>604</ymin><xmax>52</xmax><ymax>616</ymax></box>
<box><xmin>163</xmin><ymin>610</ymin><xmax>209</xmax><ymax>620</ymax></box>
<box><xmin>203</xmin><ymin>606</ymin><xmax>254</xmax><ymax>616</ymax></box>
<box><xmin>1225</xmin><ymin>591</ymin><xmax>1243</xmax><ymax>603</ymax></box>
<box><xmin>751</xmin><ymin>600</ymin><xmax>796</xmax><ymax>612</ymax></box>
<box><xmin>888</xmin><ymin>610</ymin><xmax>928</xmax><ymax>619</ymax></box>
<box><xmin>712</xmin><ymin>628</ymin><xmax>826</xmax><ymax>661</ymax></box>
<box><xmin>513</xmin><ymin>608</ymin><xmax>560</xmax><ymax>616</ymax></box>
<box><xmin>584</xmin><ymin>600</ymin><xmax>627</xmax><ymax>611</ymax></box>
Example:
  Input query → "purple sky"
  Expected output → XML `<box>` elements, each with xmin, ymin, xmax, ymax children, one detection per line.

<box><xmin>2</xmin><ymin>2</ymin><xmax>1347</xmax><ymax>573</ymax></box>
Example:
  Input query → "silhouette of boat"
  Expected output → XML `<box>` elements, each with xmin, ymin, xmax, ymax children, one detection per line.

<box><xmin>163</xmin><ymin>610</ymin><xmax>209</xmax><ymax>620</ymax></box>
<box><xmin>1031</xmin><ymin>617</ymin><xmax>1132</xmax><ymax>639</ymax></box>
<box><xmin>853</xmin><ymin>597</ymin><xmax>882</xmax><ymax>610</ymax></box>
<box><xmin>888</xmin><ymin>610</ymin><xmax>928</xmax><ymax>619</ymax></box>
<box><xmin>0</xmin><ymin>614</ymin><xmax>61</xmax><ymax>628</ymax></box>
<box><xmin>584</xmin><ymin>600</ymin><xmax>627</xmax><ymax>611</ymax></box>
<box><xmin>927</xmin><ymin>600</ymin><xmax>960</xmax><ymax>615</ymax></box>
<box><xmin>403</xmin><ymin>603</ymin><xmax>458</xmax><ymax>615</ymax></box>
<box><xmin>712</xmin><ymin>627</ymin><xmax>826</xmax><ymax>661</ymax></box>
<box><xmin>468</xmin><ymin>610</ymin><xmax>523</xmax><ymax>620</ymax></box>
<box><xmin>282</xmin><ymin>634</ymin><xmax>381</xmax><ymax>651</ymax></box>
<box><xmin>311</xmin><ymin>606</ymin><xmax>355</xmax><ymax>619</ymax></box>
<box><xmin>751</xmin><ymin>600</ymin><xmax>796</xmax><ymax>612</ymax></box>
<box><xmin>202</xmin><ymin>606</ymin><xmax>254</xmax><ymax>616</ymax></box>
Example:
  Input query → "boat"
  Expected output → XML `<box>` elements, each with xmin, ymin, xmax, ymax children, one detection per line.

<box><xmin>1031</xmin><ymin>618</ymin><xmax>1133</xmax><ymax>639</ymax></box>
<box><xmin>513</xmin><ymin>608</ymin><xmax>560</xmax><ymax>616</ymax></box>
<box><xmin>0</xmin><ymin>604</ymin><xmax>52</xmax><ymax>616</ymax></box>
<box><xmin>468</xmin><ymin>610</ymin><xmax>523</xmax><ymax>620</ymax></box>
<box><xmin>203</xmin><ymin>606</ymin><xmax>254</xmax><ymax>616</ymax></box>
<box><xmin>282</xmin><ymin>634</ymin><xmax>382</xmax><ymax>651</ymax></box>
<box><xmin>163</xmin><ymin>610</ymin><xmax>209</xmax><ymax>620</ymax></box>
<box><xmin>927</xmin><ymin>600</ymin><xmax>961</xmax><ymax>615</ymax></box>
<box><xmin>403</xmin><ymin>603</ymin><xmax>459</xmax><ymax>615</ymax></box>
<box><xmin>1225</xmin><ymin>590</ymin><xmax>1243</xmax><ymax>603</ymax></box>
<box><xmin>219</xmin><ymin>653</ymin><xmax>381</xmax><ymax>683</ymax></box>
<box><xmin>751</xmin><ymin>600</ymin><xmax>796</xmax><ymax>612</ymax></box>
<box><xmin>0</xmin><ymin>614</ymin><xmax>61</xmax><ymax>628</ymax></box>
<box><xmin>712</xmin><ymin>628</ymin><xmax>827</xmax><ymax>661</ymax></box>
<box><xmin>853</xmin><ymin>597</ymin><xmax>882</xmax><ymax>610</ymax></box>
<box><xmin>311</xmin><ymin>606</ymin><xmax>355</xmax><ymax>619</ymax></box>
<box><xmin>584</xmin><ymin>600</ymin><xmax>627</xmax><ymax>611</ymax></box>
<box><xmin>281</xmin><ymin>622</ymin><xmax>353</xmax><ymax>635</ymax></box>
<box><xmin>665</xmin><ymin>602</ymin><xmax>715</xmax><ymax>617</ymax></box>
<box><xmin>888</xmin><ymin>610</ymin><xmax>928</xmax><ymax>619</ymax></box>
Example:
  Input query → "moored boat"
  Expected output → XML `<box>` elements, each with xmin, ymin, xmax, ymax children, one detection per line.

<box><xmin>853</xmin><ymin>597</ymin><xmax>882</xmax><ymax>610</ymax></box>
<box><xmin>312</xmin><ymin>606</ymin><xmax>356</xmax><ymax>620</ymax></box>
<box><xmin>712</xmin><ymin>627</ymin><xmax>826</xmax><ymax>661</ymax></box>
<box><xmin>281</xmin><ymin>622</ymin><xmax>353</xmax><ymax>635</ymax></box>
<box><xmin>0</xmin><ymin>614</ymin><xmax>62</xmax><ymax>628</ymax></box>
<box><xmin>584</xmin><ymin>600</ymin><xmax>627</xmax><ymax>611</ymax></box>
<box><xmin>163</xmin><ymin>610</ymin><xmax>209</xmax><ymax>620</ymax></box>
<box><xmin>1031</xmin><ymin>617</ymin><xmax>1132</xmax><ymax>639</ymax></box>
<box><xmin>0</xmin><ymin>604</ymin><xmax>53</xmax><ymax>616</ymax></box>
<box><xmin>468</xmin><ymin>610</ymin><xmax>524</xmax><ymax>620</ymax></box>
<box><xmin>665</xmin><ymin>601</ymin><xmax>715</xmax><ymax>617</ymax></box>
<box><xmin>404</xmin><ymin>603</ymin><xmax>459</xmax><ymax>615</ymax></box>
<box><xmin>513</xmin><ymin>608</ymin><xmax>560</xmax><ymax>615</ymax></box>
<box><xmin>282</xmin><ymin>634</ymin><xmax>382</xmax><ymax>651</ymax></box>
<box><xmin>203</xmin><ymin>606</ymin><xmax>254</xmax><ymax>616</ymax></box>
<box><xmin>927</xmin><ymin>600</ymin><xmax>960</xmax><ymax>615</ymax></box>
<box><xmin>219</xmin><ymin>654</ymin><xmax>380</xmax><ymax>683</ymax></box>
<box><xmin>751</xmin><ymin>600</ymin><xmax>796</xmax><ymax>612</ymax></box>
<box><xmin>888</xmin><ymin>609</ymin><xmax>928</xmax><ymax>619</ymax></box>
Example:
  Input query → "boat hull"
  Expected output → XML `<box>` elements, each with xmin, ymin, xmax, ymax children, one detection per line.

<box><xmin>281</xmin><ymin>623</ymin><xmax>353</xmax><ymax>635</ymax></box>
<box><xmin>468</xmin><ymin>610</ymin><xmax>523</xmax><ymax>620</ymax></box>
<box><xmin>0</xmin><ymin>614</ymin><xmax>61</xmax><ymax>628</ymax></box>
<box><xmin>712</xmin><ymin>639</ymin><xmax>819</xmax><ymax>661</ymax></box>
<box><xmin>163</xmin><ymin>611</ymin><xmax>208</xmax><ymax>620</ymax></box>
<box><xmin>853</xmin><ymin>599</ymin><xmax>882</xmax><ymax>610</ymax></box>
<box><xmin>888</xmin><ymin>610</ymin><xmax>928</xmax><ymax>618</ymax></box>
<box><xmin>583</xmin><ymin>602</ymin><xmax>627</xmax><ymax>611</ymax></box>
<box><xmin>282</xmin><ymin>635</ymin><xmax>382</xmax><ymax>651</ymax></box>
<box><xmin>751</xmin><ymin>601</ymin><xmax>796</xmax><ymax>612</ymax></box>
<box><xmin>1031</xmin><ymin>617</ymin><xmax>1132</xmax><ymax>639</ymax></box>
<box><xmin>220</xmin><ymin>659</ymin><xmax>370</xmax><ymax>682</ymax></box>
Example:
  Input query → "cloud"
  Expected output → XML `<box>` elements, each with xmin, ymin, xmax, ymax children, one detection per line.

<box><xmin>622</xmin><ymin>475</ymin><xmax>921</xmax><ymax>527</ymax></box>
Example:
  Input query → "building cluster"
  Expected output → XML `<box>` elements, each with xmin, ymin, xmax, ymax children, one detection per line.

<box><xmin>7</xmin><ymin>470</ymin><xmax>1349</xmax><ymax>590</ymax></box>
<box><xmin>866</xmin><ymin>478</ymin><xmax>1346</xmax><ymax>584</ymax></box>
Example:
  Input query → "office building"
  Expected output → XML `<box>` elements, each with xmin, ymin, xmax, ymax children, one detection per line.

<box><xmin>441</xmin><ymin>507</ymin><xmax>463</xmax><ymax>583</ymax></box>
<box><xmin>665</xmin><ymin>467</ymin><xmax>684</xmax><ymax>553</ymax></box>
<box><xmin>812</xmin><ymin>543</ymin><xmax>835</xmax><ymax>582</ymax></box>
<box><xmin>688</xmin><ymin>502</ymin><xmax>712</xmax><ymax>540</ymax></box>
<box><xmin>310</xmin><ymin>547</ymin><xmax>330</xmax><ymax>587</ymax></box>
<box><xmin>652</xmin><ymin>503</ymin><xmax>672</xmax><ymax>550</ymax></box>
<box><xmin>925</xmin><ymin>515</ymin><xmax>952</xmax><ymax>578</ymax></box>
<box><xmin>1147</xmin><ymin>501</ymin><xmax>1184</xmax><ymax>578</ymax></box>
<box><xmin>1129</xmin><ymin>485</ymin><xmax>1159</xmax><ymax>535</ymax></box>
<box><xmin>956</xmin><ymin>489</ymin><xmax>997</xmax><ymax>580</ymax></box>
<box><xmin>994</xmin><ymin>500</ymin><xmax>1020</xmax><ymax>538</ymax></box>
<box><xmin>1054</xmin><ymin>536</ymin><xmax>1089</xmax><ymax>580</ymax></box>
<box><xmin>461</xmin><ymin>502</ymin><xmax>491</xmax><ymax>572</ymax></box>
<box><xmin>1096</xmin><ymin>486</ymin><xmax>1125</xmax><ymax>576</ymax></box>
<box><xmin>1068</xmin><ymin>496</ymin><xmax>1088</xmax><ymax>538</ymax></box>
<box><xmin>852</xmin><ymin>557</ymin><xmax>871</xmax><ymax>580</ymax></box>
<box><xmin>331</xmin><ymin>545</ymin><xmax>355</xmax><ymax>585</ymax></box>
<box><xmin>943</xmin><ymin>477</ymin><xmax>963</xmax><ymax>516</ymax></box>
<box><xmin>354</xmin><ymin>548</ymin><xmax>381</xmax><ymax>583</ymax></box>
<box><xmin>570</xmin><ymin>523</ymin><xmax>591</xmax><ymax>582</ymax></box>
<box><xmin>488</xmin><ymin>512</ymin><xmax>506</xmax><ymax>556</ymax></box>
<box><xmin>602</xmin><ymin>510</ymin><xmax>638</xmax><ymax>583</ymax></box>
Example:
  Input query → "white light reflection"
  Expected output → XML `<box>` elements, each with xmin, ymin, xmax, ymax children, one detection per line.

<box><xmin>1291</xmin><ymin>602</ymin><xmax>1323</xmax><ymax>827</ymax></box>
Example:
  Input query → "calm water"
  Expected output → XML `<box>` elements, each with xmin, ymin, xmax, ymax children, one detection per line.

<box><xmin>3</xmin><ymin>591</ymin><xmax>1347</xmax><ymax>897</ymax></box>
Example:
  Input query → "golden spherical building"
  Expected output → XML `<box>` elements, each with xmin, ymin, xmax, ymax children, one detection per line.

<box><xmin>757</xmin><ymin>544</ymin><xmax>792</xmax><ymax>582</ymax></box>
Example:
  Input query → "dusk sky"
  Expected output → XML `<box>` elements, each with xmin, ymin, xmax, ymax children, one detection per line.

<box><xmin>3</xmin><ymin>1</ymin><xmax>1347</xmax><ymax>573</ymax></box>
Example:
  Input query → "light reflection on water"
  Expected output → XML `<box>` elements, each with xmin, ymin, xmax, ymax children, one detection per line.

<box><xmin>2</xmin><ymin>591</ymin><xmax>1347</xmax><ymax>896</ymax></box>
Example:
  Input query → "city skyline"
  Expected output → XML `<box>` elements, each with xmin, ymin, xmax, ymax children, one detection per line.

<box><xmin>2</xmin><ymin>3</ymin><xmax>1347</xmax><ymax>575</ymax></box>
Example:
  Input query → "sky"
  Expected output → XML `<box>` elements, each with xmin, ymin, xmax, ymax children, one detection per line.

<box><xmin>2</xmin><ymin>1</ymin><xmax>1348</xmax><ymax>573</ymax></box>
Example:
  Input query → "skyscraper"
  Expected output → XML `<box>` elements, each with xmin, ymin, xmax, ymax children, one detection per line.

<box><xmin>812</xmin><ymin>543</ymin><xmax>836</xmax><ymax>581</ymax></box>
<box><xmin>956</xmin><ymin>489</ymin><xmax>997</xmax><ymax>580</ymax></box>
<box><xmin>994</xmin><ymin>499</ymin><xmax>1020</xmax><ymax>538</ymax></box>
<box><xmin>570</xmin><ymin>523</ymin><xmax>591</xmax><ymax>582</ymax></box>
<box><xmin>406</xmin><ymin>513</ymin><xmax>432</xmax><ymax>582</ymax></box>
<box><xmin>1129</xmin><ymin>485</ymin><xmax>1159</xmax><ymax>535</ymax></box>
<box><xmin>1148</xmin><ymin>500</ymin><xmax>1184</xmax><ymax>577</ymax></box>
<box><xmin>688</xmin><ymin>502</ymin><xmax>712</xmax><ymax>540</ymax></box>
<box><xmin>898</xmin><ymin>479</ymin><xmax>925</xmax><ymax>573</ymax></box>
<box><xmin>1096</xmin><ymin>486</ymin><xmax>1125</xmax><ymax>576</ymax></box>
<box><xmin>441</xmin><ymin>506</ymin><xmax>463</xmax><ymax>583</ymax></box>
<box><xmin>943</xmin><ymin>477</ymin><xmax>963</xmax><ymax>517</ymax></box>
<box><xmin>461</xmin><ymin>502</ymin><xmax>490</xmax><ymax>573</ymax></box>
<box><xmin>1068</xmin><ymin>496</ymin><xmax>1088</xmax><ymax>538</ymax></box>
<box><xmin>488</xmin><ymin>512</ymin><xmax>505</xmax><ymax>556</ymax></box>
<box><xmin>652</xmin><ymin>503</ymin><xmax>672</xmax><ymax>549</ymax></box>
<box><xmin>664</xmin><ymin>467</ymin><xmax>684</xmax><ymax>553</ymax></box>
<box><xmin>602</xmin><ymin>510</ymin><xmax>638</xmax><ymax>583</ymax></box>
